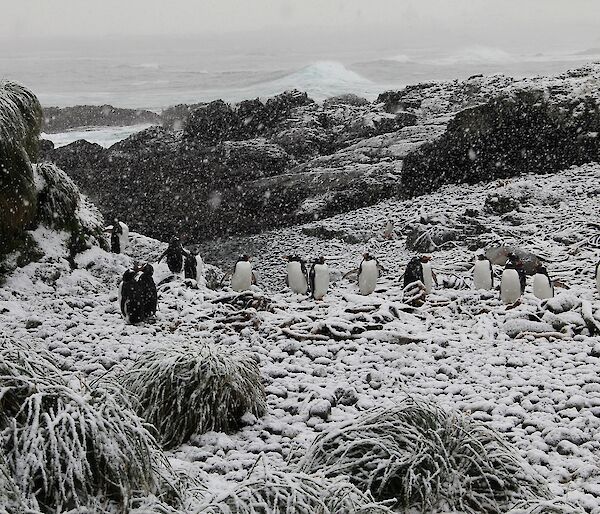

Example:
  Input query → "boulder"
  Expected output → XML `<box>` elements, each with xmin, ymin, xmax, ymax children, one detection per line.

<box><xmin>184</xmin><ymin>100</ymin><xmax>241</xmax><ymax>145</ymax></box>
<box><xmin>484</xmin><ymin>246</ymin><xmax>542</xmax><ymax>275</ymax></box>
<box><xmin>405</xmin><ymin>223</ymin><xmax>459</xmax><ymax>252</ymax></box>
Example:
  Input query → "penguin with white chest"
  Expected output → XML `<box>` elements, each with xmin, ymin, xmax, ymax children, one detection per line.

<box><xmin>358</xmin><ymin>253</ymin><xmax>379</xmax><ymax>295</ymax></box>
<box><xmin>420</xmin><ymin>255</ymin><xmax>436</xmax><ymax>294</ymax></box>
<box><xmin>532</xmin><ymin>263</ymin><xmax>554</xmax><ymax>300</ymax></box>
<box><xmin>285</xmin><ymin>255</ymin><xmax>309</xmax><ymax>295</ymax></box>
<box><xmin>231</xmin><ymin>254</ymin><xmax>256</xmax><ymax>292</ymax></box>
<box><xmin>473</xmin><ymin>254</ymin><xmax>494</xmax><ymax>290</ymax></box>
<box><xmin>501</xmin><ymin>253</ymin><xmax>525</xmax><ymax>304</ymax></box>
<box><xmin>309</xmin><ymin>256</ymin><xmax>329</xmax><ymax>300</ymax></box>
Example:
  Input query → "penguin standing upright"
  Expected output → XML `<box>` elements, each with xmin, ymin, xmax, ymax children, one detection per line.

<box><xmin>184</xmin><ymin>252</ymin><xmax>199</xmax><ymax>280</ymax></box>
<box><xmin>231</xmin><ymin>255</ymin><xmax>255</xmax><ymax>292</ymax></box>
<box><xmin>420</xmin><ymin>255</ymin><xmax>436</xmax><ymax>294</ymax></box>
<box><xmin>473</xmin><ymin>254</ymin><xmax>494</xmax><ymax>290</ymax></box>
<box><xmin>108</xmin><ymin>218</ymin><xmax>123</xmax><ymax>254</ymax></box>
<box><xmin>383</xmin><ymin>220</ymin><xmax>394</xmax><ymax>240</ymax></box>
<box><xmin>404</xmin><ymin>257</ymin><xmax>424</xmax><ymax>287</ymax></box>
<box><xmin>309</xmin><ymin>256</ymin><xmax>329</xmax><ymax>300</ymax></box>
<box><xmin>120</xmin><ymin>267</ymin><xmax>145</xmax><ymax>323</ymax></box>
<box><xmin>501</xmin><ymin>253</ymin><xmax>524</xmax><ymax>304</ymax></box>
<box><xmin>532</xmin><ymin>263</ymin><xmax>554</xmax><ymax>300</ymax></box>
<box><xmin>158</xmin><ymin>237</ymin><xmax>189</xmax><ymax>273</ymax></box>
<box><xmin>138</xmin><ymin>263</ymin><xmax>158</xmax><ymax>318</ymax></box>
<box><xmin>285</xmin><ymin>255</ymin><xmax>309</xmax><ymax>295</ymax></box>
<box><xmin>358</xmin><ymin>253</ymin><xmax>379</xmax><ymax>295</ymax></box>
<box><xmin>596</xmin><ymin>261</ymin><xmax>600</xmax><ymax>295</ymax></box>
<box><xmin>119</xmin><ymin>268</ymin><xmax>137</xmax><ymax>318</ymax></box>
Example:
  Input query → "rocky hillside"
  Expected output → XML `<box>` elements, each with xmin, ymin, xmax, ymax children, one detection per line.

<box><xmin>1</xmin><ymin>162</ymin><xmax>599</xmax><ymax>512</ymax></box>
<box><xmin>41</xmin><ymin>64</ymin><xmax>600</xmax><ymax>244</ymax></box>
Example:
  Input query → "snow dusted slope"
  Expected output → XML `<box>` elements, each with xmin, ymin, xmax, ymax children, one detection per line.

<box><xmin>1</xmin><ymin>164</ymin><xmax>600</xmax><ymax>511</ymax></box>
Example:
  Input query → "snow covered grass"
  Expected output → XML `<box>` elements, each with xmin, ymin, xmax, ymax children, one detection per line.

<box><xmin>297</xmin><ymin>398</ymin><xmax>550</xmax><ymax>513</ymax></box>
<box><xmin>0</xmin><ymin>339</ymin><xmax>172</xmax><ymax>512</ymax></box>
<box><xmin>197</xmin><ymin>457</ymin><xmax>393</xmax><ymax>514</ymax></box>
<box><xmin>121</xmin><ymin>342</ymin><xmax>267</xmax><ymax>449</ymax></box>
<box><xmin>1</xmin><ymin>164</ymin><xmax>600</xmax><ymax>511</ymax></box>
<box><xmin>34</xmin><ymin>162</ymin><xmax>80</xmax><ymax>230</ymax></box>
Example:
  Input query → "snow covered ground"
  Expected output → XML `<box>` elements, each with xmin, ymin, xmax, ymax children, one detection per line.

<box><xmin>1</xmin><ymin>163</ymin><xmax>600</xmax><ymax>511</ymax></box>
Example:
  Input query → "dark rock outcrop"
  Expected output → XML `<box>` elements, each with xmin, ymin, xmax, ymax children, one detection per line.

<box><xmin>43</xmin><ymin>105</ymin><xmax>159</xmax><ymax>133</ymax></box>
<box><xmin>401</xmin><ymin>90</ymin><xmax>600</xmax><ymax>197</ymax></box>
<box><xmin>44</xmin><ymin>89</ymin><xmax>421</xmax><ymax>241</ymax></box>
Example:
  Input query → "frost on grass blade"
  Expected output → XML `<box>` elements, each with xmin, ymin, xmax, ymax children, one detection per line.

<box><xmin>0</xmin><ymin>339</ymin><xmax>175</xmax><ymax>512</ymax></box>
<box><xmin>196</xmin><ymin>456</ymin><xmax>394</xmax><ymax>514</ymax></box>
<box><xmin>121</xmin><ymin>342</ymin><xmax>266</xmax><ymax>449</ymax></box>
<box><xmin>298</xmin><ymin>398</ymin><xmax>551</xmax><ymax>513</ymax></box>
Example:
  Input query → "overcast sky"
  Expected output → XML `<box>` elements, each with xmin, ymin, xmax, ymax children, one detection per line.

<box><xmin>2</xmin><ymin>0</ymin><xmax>599</xmax><ymax>53</ymax></box>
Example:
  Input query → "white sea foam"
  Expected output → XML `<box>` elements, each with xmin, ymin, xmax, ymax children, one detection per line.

<box><xmin>43</xmin><ymin>123</ymin><xmax>155</xmax><ymax>148</ymax></box>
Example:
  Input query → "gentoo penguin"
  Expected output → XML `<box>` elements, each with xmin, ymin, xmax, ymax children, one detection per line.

<box><xmin>119</xmin><ymin>268</ymin><xmax>137</xmax><ymax>318</ymax></box>
<box><xmin>420</xmin><ymin>255</ymin><xmax>436</xmax><ymax>294</ymax></box>
<box><xmin>358</xmin><ymin>253</ymin><xmax>379</xmax><ymax>295</ymax></box>
<box><xmin>383</xmin><ymin>220</ymin><xmax>395</xmax><ymax>240</ymax></box>
<box><xmin>138</xmin><ymin>263</ymin><xmax>158</xmax><ymax>318</ymax></box>
<box><xmin>473</xmin><ymin>254</ymin><xmax>494</xmax><ymax>290</ymax></box>
<box><xmin>596</xmin><ymin>261</ymin><xmax>600</xmax><ymax>295</ymax></box>
<box><xmin>158</xmin><ymin>237</ymin><xmax>189</xmax><ymax>273</ymax></box>
<box><xmin>120</xmin><ymin>267</ymin><xmax>145</xmax><ymax>323</ymax></box>
<box><xmin>501</xmin><ymin>253</ymin><xmax>524</xmax><ymax>304</ymax></box>
<box><xmin>110</xmin><ymin>218</ymin><xmax>122</xmax><ymax>253</ymax></box>
<box><xmin>184</xmin><ymin>252</ymin><xmax>198</xmax><ymax>280</ymax></box>
<box><xmin>231</xmin><ymin>255</ymin><xmax>255</xmax><ymax>292</ymax></box>
<box><xmin>404</xmin><ymin>257</ymin><xmax>424</xmax><ymax>287</ymax></box>
<box><xmin>309</xmin><ymin>256</ymin><xmax>329</xmax><ymax>300</ymax></box>
<box><xmin>285</xmin><ymin>255</ymin><xmax>309</xmax><ymax>295</ymax></box>
<box><xmin>532</xmin><ymin>263</ymin><xmax>554</xmax><ymax>300</ymax></box>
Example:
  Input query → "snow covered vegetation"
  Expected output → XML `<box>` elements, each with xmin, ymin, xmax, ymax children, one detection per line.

<box><xmin>2</xmin><ymin>74</ymin><xmax>600</xmax><ymax>512</ymax></box>
<box><xmin>121</xmin><ymin>342</ymin><xmax>266</xmax><ymax>449</ymax></box>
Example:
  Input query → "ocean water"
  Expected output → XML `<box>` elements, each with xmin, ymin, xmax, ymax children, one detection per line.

<box><xmin>4</xmin><ymin>36</ymin><xmax>598</xmax><ymax>147</ymax></box>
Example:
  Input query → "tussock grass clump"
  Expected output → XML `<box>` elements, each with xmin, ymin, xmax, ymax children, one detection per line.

<box><xmin>197</xmin><ymin>459</ymin><xmax>393</xmax><ymax>514</ymax></box>
<box><xmin>34</xmin><ymin>162</ymin><xmax>80</xmax><ymax>229</ymax></box>
<box><xmin>0</xmin><ymin>80</ymin><xmax>42</xmax><ymax>244</ymax></box>
<box><xmin>298</xmin><ymin>399</ymin><xmax>550</xmax><ymax>513</ymax></box>
<box><xmin>122</xmin><ymin>342</ymin><xmax>266</xmax><ymax>449</ymax></box>
<box><xmin>0</xmin><ymin>339</ymin><xmax>170</xmax><ymax>512</ymax></box>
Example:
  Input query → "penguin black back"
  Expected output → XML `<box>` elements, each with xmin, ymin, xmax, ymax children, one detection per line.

<box><xmin>120</xmin><ymin>269</ymin><xmax>137</xmax><ymax>317</ymax></box>
<box><xmin>138</xmin><ymin>264</ymin><xmax>157</xmax><ymax>318</ymax></box>
<box><xmin>184</xmin><ymin>252</ymin><xmax>197</xmax><ymax>280</ymax></box>
<box><xmin>404</xmin><ymin>257</ymin><xmax>424</xmax><ymax>287</ymax></box>
<box><xmin>111</xmin><ymin>219</ymin><xmax>123</xmax><ymax>254</ymax></box>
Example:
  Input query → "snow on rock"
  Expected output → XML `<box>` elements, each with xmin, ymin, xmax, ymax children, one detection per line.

<box><xmin>1</xmin><ymin>162</ymin><xmax>600</xmax><ymax>511</ymax></box>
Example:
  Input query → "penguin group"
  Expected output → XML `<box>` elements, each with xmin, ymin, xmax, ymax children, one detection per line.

<box><xmin>119</xmin><ymin>263</ymin><xmax>157</xmax><ymax>323</ymax></box>
<box><xmin>117</xmin><ymin>228</ymin><xmax>600</xmax><ymax>323</ymax></box>
<box><xmin>475</xmin><ymin>252</ymin><xmax>557</xmax><ymax>304</ymax></box>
